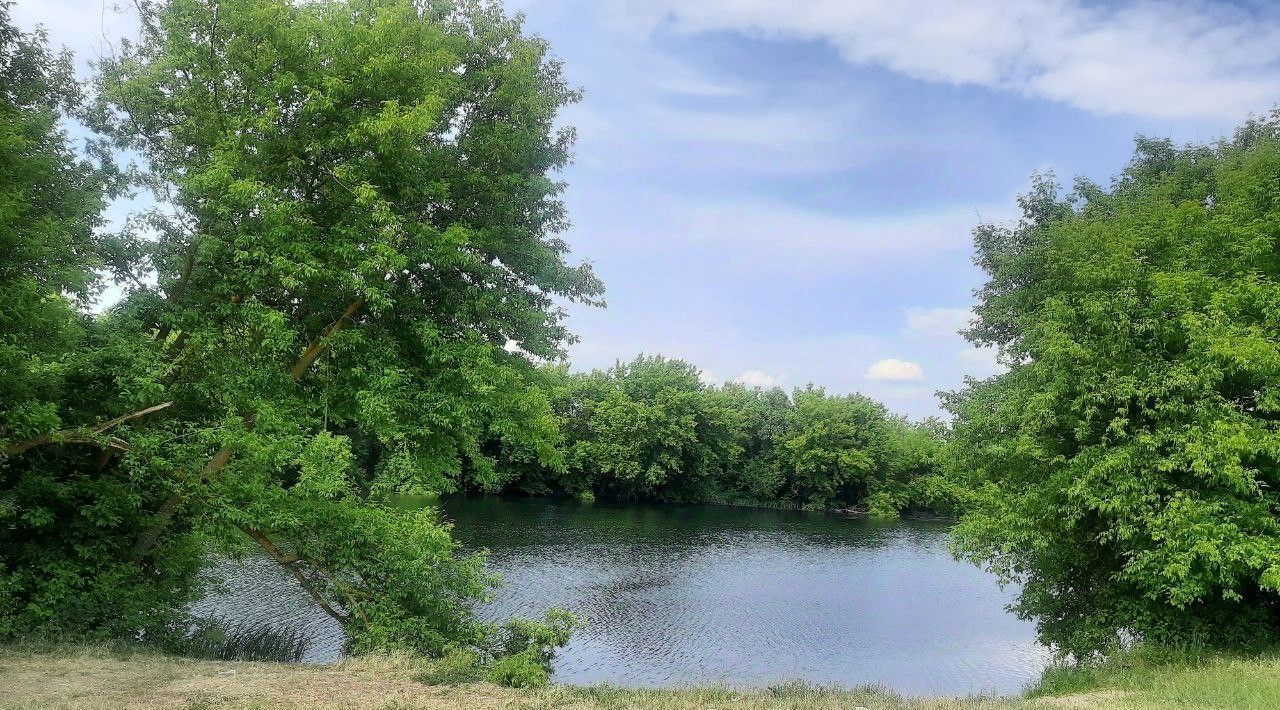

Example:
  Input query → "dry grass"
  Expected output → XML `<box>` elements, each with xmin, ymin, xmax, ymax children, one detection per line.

<box><xmin>1</xmin><ymin>645</ymin><xmax>1273</xmax><ymax>710</ymax></box>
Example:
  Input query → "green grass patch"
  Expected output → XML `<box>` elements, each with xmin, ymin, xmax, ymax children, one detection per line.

<box><xmin>1029</xmin><ymin>644</ymin><xmax>1280</xmax><ymax>709</ymax></box>
<box><xmin>412</xmin><ymin>647</ymin><xmax>487</xmax><ymax>685</ymax></box>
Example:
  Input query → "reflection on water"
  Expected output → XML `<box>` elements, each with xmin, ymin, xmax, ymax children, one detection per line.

<box><xmin>196</xmin><ymin>497</ymin><xmax>1050</xmax><ymax>695</ymax></box>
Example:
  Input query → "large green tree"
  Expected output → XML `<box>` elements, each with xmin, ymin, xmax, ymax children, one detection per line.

<box><xmin>780</xmin><ymin>387</ymin><xmax>885</xmax><ymax>508</ymax></box>
<box><xmin>705</xmin><ymin>382</ymin><xmax>791</xmax><ymax>501</ymax></box>
<box><xmin>948</xmin><ymin>120</ymin><xmax>1280</xmax><ymax>655</ymax></box>
<box><xmin>0</xmin><ymin>2</ymin><xmax>114</xmax><ymax>457</ymax></box>
<box><xmin>2</xmin><ymin>0</ymin><xmax>601</xmax><ymax>653</ymax></box>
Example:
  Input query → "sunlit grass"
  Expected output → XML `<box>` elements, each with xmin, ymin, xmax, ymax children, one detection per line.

<box><xmin>5</xmin><ymin>644</ymin><xmax>1280</xmax><ymax>709</ymax></box>
<box><xmin>1029</xmin><ymin>645</ymin><xmax>1280</xmax><ymax>709</ymax></box>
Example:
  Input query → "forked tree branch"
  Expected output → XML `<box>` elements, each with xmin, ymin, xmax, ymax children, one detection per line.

<box><xmin>239</xmin><ymin>526</ymin><xmax>353</xmax><ymax>626</ymax></box>
<box><xmin>2</xmin><ymin>401</ymin><xmax>173</xmax><ymax>459</ymax></box>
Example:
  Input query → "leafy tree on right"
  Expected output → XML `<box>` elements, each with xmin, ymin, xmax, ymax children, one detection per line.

<box><xmin>946</xmin><ymin>117</ymin><xmax>1280</xmax><ymax>656</ymax></box>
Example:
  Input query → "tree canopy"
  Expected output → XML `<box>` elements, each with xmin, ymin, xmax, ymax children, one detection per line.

<box><xmin>2</xmin><ymin>0</ymin><xmax>599</xmax><ymax>656</ymax></box>
<box><xmin>948</xmin><ymin>120</ymin><xmax>1280</xmax><ymax>655</ymax></box>
<box><xmin>487</xmin><ymin>355</ymin><xmax>953</xmax><ymax>515</ymax></box>
<box><xmin>0</xmin><ymin>0</ymin><xmax>155</xmax><ymax>640</ymax></box>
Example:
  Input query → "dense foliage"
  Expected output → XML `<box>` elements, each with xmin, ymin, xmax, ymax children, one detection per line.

<box><xmin>482</xmin><ymin>356</ymin><xmax>955</xmax><ymax>515</ymax></box>
<box><xmin>1</xmin><ymin>0</ymin><xmax>598</xmax><ymax>658</ymax></box>
<box><xmin>0</xmin><ymin>0</ymin><xmax>187</xmax><ymax>641</ymax></box>
<box><xmin>948</xmin><ymin>120</ymin><xmax>1280</xmax><ymax>655</ymax></box>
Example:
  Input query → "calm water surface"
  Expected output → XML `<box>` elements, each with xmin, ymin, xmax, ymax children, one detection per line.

<box><xmin>195</xmin><ymin>497</ymin><xmax>1050</xmax><ymax>695</ymax></box>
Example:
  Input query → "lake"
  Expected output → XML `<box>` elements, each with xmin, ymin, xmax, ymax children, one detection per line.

<box><xmin>194</xmin><ymin>497</ymin><xmax>1050</xmax><ymax>696</ymax></box>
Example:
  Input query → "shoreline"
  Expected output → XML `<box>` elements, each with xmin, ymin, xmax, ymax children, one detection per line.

<box><xmin>449</xmin><ymin>492</ymin><xmax>956</xmax><ymax>522</ymax></box>
<box><xmin>6</xmin><ymin>644</ymin><xmax>1279</xmax><ymax>709</ymax></box>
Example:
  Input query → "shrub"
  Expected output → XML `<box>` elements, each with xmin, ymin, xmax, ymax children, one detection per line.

<box><xmin>865</xmin><ymin>491</ymin><xmax>900</xmax><ymax>519</ymax></box>
<box><xmin>487</xmin><ymin>650</ymin><xmax>550</xmax><ymax>688</ymax></box>
<box><xmin>416</xmin><ymin>609</ymin><xmax>579</xmax><ymax>688</ymax></box>
<box><xmin>494</xmin><ymin>609</ymin><xmax>578</xmax><ymax>668</ymax></box>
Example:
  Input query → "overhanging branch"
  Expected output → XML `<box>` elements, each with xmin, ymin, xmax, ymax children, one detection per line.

<box><xmin>239</xmin><ymin>526</ymin><xmax>353</xmax><ymax>626</ymax></box>
<box><xmin>2</xmin><ymin>401</ymin><xmax>173</xmax><ymax>459</ymax></box>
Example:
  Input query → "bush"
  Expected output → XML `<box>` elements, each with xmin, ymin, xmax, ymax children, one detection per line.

<box><xmin>864</xmin><ymin>491</ymin><xmax>901</xmax><ymax>519</ymax></box>
<box><xmin>487</xmin><ymin>650</ymin><xmax>550</xmax><ymax>688</ymax></box>
<box><xmin>416</xmin><ymin>609</ymin><xmax>579</xmax><ymax>688</ymax></box>
<box><xmin>903</xmin><ymin>471</ymin><xmax>969</xmax><ymax>517</ymax></box>
<box><xmin>494</xmin><ymin>609</ymin><xmax>578</xmax><ymax>668</ymax></box>
<box><xmin>486</xmin><ymin>609</ymin><xmax>578</xmax><ymax>687</ymax></box>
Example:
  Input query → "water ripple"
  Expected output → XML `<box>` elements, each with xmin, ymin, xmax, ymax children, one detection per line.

<box><xmin>196</xmin><ymin>498</ymin><xmax>1050</xmax><ymax>695</ymax></box>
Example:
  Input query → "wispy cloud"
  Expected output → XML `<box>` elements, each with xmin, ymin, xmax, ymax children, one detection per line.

<box><xmin>622</xmin><ymin>0</ymin><xmax>1280</xmax><ymax>119</ymax></box>
<box><xmin>675</xmin><ymin>198</ymin><xmax>992</xmax><ymax>259</ymax></box>
<box><xmin>958</xmin><ymin>346</ymin><xmax>1005</xmax><ymax>378</ymax></box>
<box><xmin>565</xmin><ymin>100</ymin><xmax>855</xmax><ymax>177</ymax></box>
<box><xmin>905</xmin><ymin>307</ymin><xmax>973</xmax><ymax>338</ymax></box>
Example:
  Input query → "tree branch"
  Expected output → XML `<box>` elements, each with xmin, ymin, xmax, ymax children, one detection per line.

<box><xmin>129</xmin><ymin>490</ymin><xmax>185</xmax><ymax>560</ymax></box>
<box><xmin>2</xmin><ymin>401</ymin><xmax>173</xmax><ymax>459</ymax></box>
<box><xmin>239</xmin><ymin>526</ymin><xmax>352</xmax><ymax>626</ymax></box>
<box><xmin>290</xmin><ymin>297</ymin><xmax>365</xmax><ymax>381</ymax></box>
<box><xmin>155</xmin><ymin>239</ymin><xmax>200</xmax><ymax>342</ymax></box>
<box><xmin>132</xmin><ymin>299</ymin><xmax>366</xmax><ymax>556</ymax></box>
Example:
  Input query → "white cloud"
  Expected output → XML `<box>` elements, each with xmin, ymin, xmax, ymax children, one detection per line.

<box><xmin>646</xmin><ymin>104</ymin><xmax>840</xmax><ymax>147</ymax></box>
<box><xmin>735</xmin><ymin>369</ymin><xmax>783</xmax><ymax>388</ymax></box>
<box><xmin>865</xmin><ymin>358</ymin><xmax>924</xmax><ymax>382</ymax></box>
<box><xmin>624</xmin><ymin>0</ymin><xmax>1280</xmax><ymax>119</ymax></box>
<box><xmin>652</xmin><ymin>75</ymin><xmax>745</xmax><ymax>98</ymax></box>
<box><xmin>905</xmin><ymin>307</ymin><xmax>972</xmax><ymax>338</ymax></box>
<box><xmin>565</xmin><ymin>101</ymin><xmax>855</xmax><ymax>177</ymax></box>
<box><xmin>644</xmin><ymin>53</ymin><xmax>748</xmax><ymax>98</ymax></box>
<box><xmin>564</xmin><ymin>184</ymin><xmax>1013</xmax><ymax>282</ymax></box>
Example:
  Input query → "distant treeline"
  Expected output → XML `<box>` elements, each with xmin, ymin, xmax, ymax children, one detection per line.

<box><xmin>467</xmin><ymin>356</ymin><xmax>960</xmax><ymax>516</ymax></box>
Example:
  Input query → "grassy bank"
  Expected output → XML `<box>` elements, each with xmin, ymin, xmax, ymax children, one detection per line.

<box><xmin>2</xmin><ymin>645</ymin><xmax>1278</xmax><ymax>709</ymax></box>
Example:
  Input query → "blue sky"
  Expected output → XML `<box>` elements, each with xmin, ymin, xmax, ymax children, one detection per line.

<box><xmin>17</xmin><ymin>0</ymin><xmax>1280</xmax><ymax>417</ymax></box>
